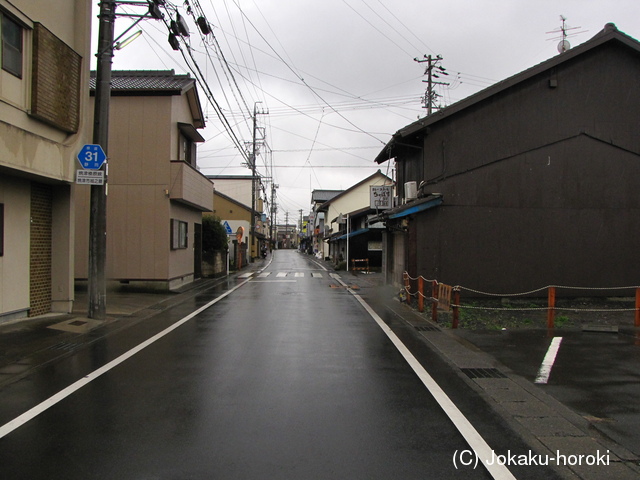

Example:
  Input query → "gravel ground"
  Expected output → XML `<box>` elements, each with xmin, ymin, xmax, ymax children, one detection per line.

<box><xmin>406</xmin><ymin>295</ymin><xmax>638</xmax><ymax>330</ymax></box>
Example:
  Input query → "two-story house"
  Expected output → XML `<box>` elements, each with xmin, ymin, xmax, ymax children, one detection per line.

<box><xmin>211</xmin><ymin>189</ymin><xmax>251</xmax><ymax>269</ymax></box>
<box><xmin>0</xmin><ymin>0</ymin><xmax>91</xmax><ymax>321</ymax></box>
<box><xmin>75</xmin><ymin>70</ymin><xmax>213</xmax><ymax>291</ymax></box>
<box><xmin>207</xmin><ymin>174</ymin><xmax>265</xmax><ymax>261</ymax></box>
<box><xmin>316</xmin><ymin>170</ymin><xmax>392</xmax><ymax>269</ymax></box>
<box><xmin>375</xmin><ymin>24</ymin><xmax>640</xmax><ymax>294</ymax></box>
<box><xmin>310</xmin><ymin>189</ymin><xmax>342</xmax><ymax>259</ymax></box>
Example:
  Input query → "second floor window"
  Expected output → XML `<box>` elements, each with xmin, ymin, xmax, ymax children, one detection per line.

<box><xmin>179</xmin><ymin>133</ymin><xmax>196</xmax><ymax>167</ymax></box>
<box><xmin>2</xmin><ymin>13</ymin><xmax>22</xmax><ymax>78</ymax></box>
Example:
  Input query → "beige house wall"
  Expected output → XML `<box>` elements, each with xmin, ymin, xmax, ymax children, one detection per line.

<box><xmin>75</xmin><ymin>78</ymin><xmax>212</xmax><ymax>290</ymax></box>
<box><xmin>0</xmin><ymin>0</ymin><xmax>91</xmax><ymax>320</ymax></box>
<box><xmin>211</xmin><ymin>178</ymin><xmax>253</xmax><ymax>206</ymax></box>
<box><xmin>168</xmin><ymin>202</ymin><xmax>202</xmax><ymax>287</ymax></box>
<box><xmin>321</xmin><ymin>173</ymin><xmax>392</xmax><ymax>258</ymax></box>
<box><xmin>0</xmin><ymin>178</ymin><xmax>30</xmax><ymax>316</ymax></box>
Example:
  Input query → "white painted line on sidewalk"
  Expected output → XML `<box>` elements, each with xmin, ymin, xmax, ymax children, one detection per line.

<box><xmin>337</xmin><ymin>277</ymin><xmax>516</xmax><ymax>480</ymax></box>
<box><xmin>534</xmin><ymin>336</ymin><xmax>563</xmax><ymax>384</ymax></box>
<box><xmin>0</xmin><ymin>279</ymin><xmax>251</xmax><ymax>440</ymax></box>
<box><xmin>311</xmin><ymin>259</ymin><xmax>328</xmax><ymax>272</ymax></box>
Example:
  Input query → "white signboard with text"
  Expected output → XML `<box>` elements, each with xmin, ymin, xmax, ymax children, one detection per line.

<box><xmin>370</xmin><ymin>185</ymin><xmax>392</xmax><ymax>210</ymax></box>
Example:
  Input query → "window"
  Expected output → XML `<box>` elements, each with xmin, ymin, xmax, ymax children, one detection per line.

<box><xmin>171</xmin><ymin>219</ymin><xmax>188</xmax><ymax>249</ymax></box>
<box><xmin>178</xmin><ymin>132</ymin><xmax>196</xmax><ymax>167</ymax></box>
<box><xmin>177</xmin><ymin>123</ymin><xmax>204</xmax><ymax>167</ymax></box>
<box><xmin>2</xmin><ymin>13</ymin><xmax>22</xmax><ymax>78</ymax></box>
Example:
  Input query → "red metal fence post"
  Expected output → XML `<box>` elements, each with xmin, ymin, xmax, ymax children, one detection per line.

<box><xmin>431</xmin><ymin>281</ymin><xmax>438</xmax><ymax>323</ymax></box>
<box><xmin>547</xmin><ymin>286</ymin><xmax>556</xmax><ymax>329</ymax></box>
<box><xmin>418</xmin><ymin>277</ymin><xmax>424</xmax><ymax>312</ymax></box>
<box><xmin>452</xmin><ymin>288</ymin><xmax>460</xmax><ymax>329</ymax></box>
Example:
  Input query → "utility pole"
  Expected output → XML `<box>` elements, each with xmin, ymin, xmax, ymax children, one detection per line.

<box><xmin>414</xmin><ymin>54</ymin><xmax>449</xmax><ymax>115</ymax></box>
<box><xmin>249</xmin><ymin>102</ymin><xmax>267</xmax><ymax>262</ymax></box>
<box><xmin>270</xmin><ymin>183</ymin><xmax>278</xmax><ymax>250</ymax></box>
<box><xmin>88</xmin><ymin>1</ymin><xmax>164</xmax><ymax>319</ymax></box>
<box><xmin>298</xmin><ymin>209</ymin><xmax>303</xmax><ymax>249</ymax></box>
<box><xmin>88</xmin><ymin>0</ymin><xmax>117</xmax><ymax>320</ymax></box>
<box><xmin>284</xmin><ymin>211</ymin><xmax>289</xmax><ymax>249</ymax></box>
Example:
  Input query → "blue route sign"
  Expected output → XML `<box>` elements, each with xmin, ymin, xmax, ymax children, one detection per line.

<box><xmin>77</xmin><ymin>144</ymin><xmax>107</xmax><ymax>170</ymax></box>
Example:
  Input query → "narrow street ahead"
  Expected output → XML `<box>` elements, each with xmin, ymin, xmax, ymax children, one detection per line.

<box><xmin>0</xmin><ymin>250</ymin><xmax>559</xmax><ymax>479</ymax></box>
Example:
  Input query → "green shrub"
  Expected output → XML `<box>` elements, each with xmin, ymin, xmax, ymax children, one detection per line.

<box><xmin>202</xmin><ymin>215</ymin><xmax>228</xmax><ymax>260</ymax></box>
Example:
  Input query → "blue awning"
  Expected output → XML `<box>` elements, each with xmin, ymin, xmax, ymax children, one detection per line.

<box><xmin>334</xmin><ymin>227</ymin><xmax>370</xmax><ymax>241</ymax></box>
<box><xmin>387</xmin><ymin>196</ymin><xmax>443</xmax><ymax>219</ymax></box>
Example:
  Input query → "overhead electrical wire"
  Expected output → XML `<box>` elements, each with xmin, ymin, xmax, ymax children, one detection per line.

<box><xmin>157</xmin><ymin>6</ymin><xmax>250</xmax><ymax>163</ymax></box>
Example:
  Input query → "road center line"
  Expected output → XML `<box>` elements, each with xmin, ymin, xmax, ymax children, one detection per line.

<box><xmin>0</xmin><ymin>279</ymin><xmax>251</xmax><ymax>440</ymax></box>
<box><xmin>337</xmin><ymin>277</ymin><xmax>516</xmax><ymax>480</ymax></box>
<box><xmin>534</xmin><ymin>336</ymin><xmax>563</xmax><ymax>384</ymax></box>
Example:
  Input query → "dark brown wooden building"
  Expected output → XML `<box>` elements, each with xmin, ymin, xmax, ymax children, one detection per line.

<box><xmin>375</xmin><ymin>24</ymin><xmax>640</xmax><ymax>296</ymax></box>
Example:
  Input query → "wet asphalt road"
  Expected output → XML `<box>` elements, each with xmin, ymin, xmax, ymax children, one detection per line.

<box><xmin>456</xmin><ymin>327</ymin><xmax>640</xmax><ymax>457</ymax></box>
<box><xmin>0</xmin><ymin>251</ymin><xmax>560</xmax><ymax>479</ymax></box>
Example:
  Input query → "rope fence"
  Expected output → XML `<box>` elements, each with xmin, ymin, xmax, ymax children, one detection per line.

<box><xmin>402</xmin><ymin>272</ymin><xmax>640</xmax><ymax>329</ymax></box>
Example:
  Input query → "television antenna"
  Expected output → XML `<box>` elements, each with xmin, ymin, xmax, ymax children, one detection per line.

<box><xmin>546</xmin><ymin>15</ymin><xmax>587</xmax><ymax>53</ymax></box>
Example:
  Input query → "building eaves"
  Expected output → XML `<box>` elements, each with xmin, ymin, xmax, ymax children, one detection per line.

<box><xmin>311</xmin><ymin>189</ymin><xmax>343</xmax><ymax>204</ymax></box>
<box><xmin>90</xmin><ymin>69</ymin><xmax>195</xmax><ymax>93</ymax></box>
<box><xmin>369</xmin><ymin>195</ymin><xmax>443</xmax><ymax>224</ymax></box>
<box><xmin>90</xmin><ymin>69</ymin><xmax>205</xmax><ymax>128</ymax></box>
<box><xmin>318</xmin><ymin>170</ymin><xmax>392</xmax><ymax>209</ymax></box>
<box><xmin>375</xmin><ymin>23</ymin><xmax>639</xmax><ymax>164</ymax></box>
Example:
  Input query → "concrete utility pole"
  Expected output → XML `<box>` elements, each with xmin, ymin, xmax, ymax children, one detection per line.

<box><xmin>284</xmin><ymin>211</ymin><xmax>289</xmax><ymax>249</ymax></box>
<box><xmin>88</xmin><ymin>0</ymin><xmax>116</xmax><ymax>320</ymax></box>
<box><xmin>414</xmin><ymin>54</ymin><xmax>449</xmax><ymax>115</ymax></box>
<box><xmin>298</xmin><ymin>209</ymin><xmax>303</xmax><ymax>248</ymax></box>
<box><xmin>270</xmin><ymin>183</ymin><xmax>278</xmax><ymax>250</ymax></box>
<box><xmin>249</xmin><ymin>102</ymin><xmax>267</xmax><ymax>262</ymax></box>
<box><xmin>88</xmin><ymin>1</ymin><xmax>164</xmax><ymax>319</ymax></box>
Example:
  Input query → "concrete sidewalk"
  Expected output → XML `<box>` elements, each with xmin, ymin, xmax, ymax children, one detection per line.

<box><xmin>0</xmin><ymin>254</ymin><xmax>272</xmax><ymax>388</ymax></box>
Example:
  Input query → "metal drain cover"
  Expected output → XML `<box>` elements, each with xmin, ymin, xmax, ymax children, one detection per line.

<box><xmin>460</xmin><ymin>368</ymin><xmax>507</xmax><ymax>379</ymax></box>
<box><xmin>414</xmin><ymin>325</ymin><xmax>440</xmax><ymax>332</ymax></box>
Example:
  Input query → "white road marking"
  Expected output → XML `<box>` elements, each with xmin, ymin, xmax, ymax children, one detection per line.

<box><xmin>336</xmin><ymin>276</ymin><xmax>516</xmax><ymax>480</ymax></box>
<box><xmin>276</xmin><ymin>272</ymin><xmax>288</xmax><ymax>277</ymax></box>
<box><xmin>311</xmin><ymin>260</ymin><xmax>328</xmax><ymax>272</ymax></box>
<box><xmin>294</xmin><ymin>272</ymin><xmax>304</xmax><ymax>277</ymax></box>
<box><xmin>0</xmin><ymin>279</ymin><xmax>252</xmax><ymax>439</ymax></box>
<box><xmin>250</xmin><ymin>280</ymin><xmax>297</xmax><ymax>283</ymax></box>
<box><xmin>238</xmin><ymin>273</ymin><xmax>253</xmax><ymax>278</ymax></box>
<box><xmin>329</xmin><ymin>273</ymin><xmax>341</xmax><ymax>279</ymax></box>
<box><xmin>311</xmin><ymin>273</ymin><xmax>322</xmax><ymax>278</ymax></box>
<box><xmin>534</xmin><ymin>336</ymin><xmax>563</xmax><ymax>384</ymax></box>
<box><xmin>257</xmin><ymin>272</ymin><xmax>271</xmax><ymax>278</ymax></box>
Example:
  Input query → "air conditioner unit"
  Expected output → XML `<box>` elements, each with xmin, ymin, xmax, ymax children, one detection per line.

<box><xmin>404</xmin><ymin>181</ymin><xmax>417</xmax><ymax>200</ymax></box>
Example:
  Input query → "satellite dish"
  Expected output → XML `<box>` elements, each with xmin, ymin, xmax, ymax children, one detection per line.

<box><xmin>558</xmin><ymin>39</ymin><xmax>570</xmax><ymax>53</ymax></box>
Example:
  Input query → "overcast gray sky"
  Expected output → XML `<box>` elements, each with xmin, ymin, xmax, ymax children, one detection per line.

<box><xmin>94</xmin><ymin>1</ymin><xmax>640</xmax><ymax>223</ymax></box>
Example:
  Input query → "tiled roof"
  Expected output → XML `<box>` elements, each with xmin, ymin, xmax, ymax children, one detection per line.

<box><xmin>89</xmin><ymin>70</ymin><xmax>194</xmax><ymax>92</ymax></box>
<box><xmin>311</xmin><ymin>190</ymin><xmax>343</xmax><ymax>203</ymax></box>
